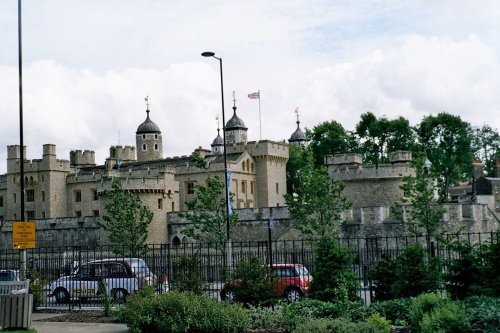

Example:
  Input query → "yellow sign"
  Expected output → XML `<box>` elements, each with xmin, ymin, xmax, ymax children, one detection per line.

<box><xmin>13</xmin><ymin>221</ymin><xmax>36</xmax><ymax>249</ymax></box>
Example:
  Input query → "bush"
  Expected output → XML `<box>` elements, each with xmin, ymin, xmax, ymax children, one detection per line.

<box><xmin>470</xmin><ymin>238</ymin><xmax>500</xmax><ymax>297</ymax></box>
<box><xmin>391</xmin><ymin>243</ymin><xmax>441</xmax><ymax>298</ymax></box>
<box><xmin>309</xmin><ymin>234</ymin><xmax>359</xmax><ymax>303</ymax></box>
<box><xmin>247</xmin><ymin>304</ymin><xmax>294</xmax><ymax>332</ymax></box>
<box><xmin>408</xmin><ymin>292</ymin><xmax>448</xmax><ymax>333</ymax></box>
<box><xmin>26</xmin><ymin>267</ymin><xmax>48</xmax><ymax>311</ymax></box>
<box><xmin>463</xmin><ymin>296</ymin><xmax>500</xmax><ymax>333</ymax></box>
<box><xmin>445</xmin><ymin>241</ymin><xmax>479</xmax><ymax>300</ymax></box>
<box><xmin>120</xmin><ymin>288</ymin><xmax>250</xmax><ymax>333</ymax></box>
<box><xmin>231</xmin><ymin>256</ymin><xmax>278</xmax><ymax>306</ymax></box>
<box><xmin>286</xmin><ymin>298</ymin><xmax>368</xmax><ymax>321</ymax></box>
<box><xmin>419</xmin><ymin>301</ymin><xmax>470</xmax><ymax>333</ymax></box>
<box><xmin>360</xmin><ymin>313</ymin><xmax>393</xmax><ymax>333</ymax></box>
<box><xmin>369</xmin><ymin>254</ymin><xmax>397</xmax><ymax>301</ymax></box>
<box><xmin>171</xmin><ymin>254</ymin><xmax>205</xmax><ymax>294</ymax></box>
<box><xmin>292</xmin><ymin>315</ymin><xmax>391</xmax><ymax>333</ymax></box>
<box><xmin>368</xmin><ymin>298</ymin><xmax>412</xmax><ymax>325</ymax></box>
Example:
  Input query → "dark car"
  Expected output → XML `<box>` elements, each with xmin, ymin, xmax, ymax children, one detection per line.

<box><xmin>220</xmin><ymin>263</ymin><xmax>311</xmax><ymax>303</ymax></box>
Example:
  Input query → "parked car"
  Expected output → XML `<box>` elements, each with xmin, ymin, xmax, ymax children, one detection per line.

<box><xmin>0</xmin><ymin>269</ymin><xmax>20</xmax><ymax>281</ymax></box>
<box><xmin>49</xmin><ymin>257</ymin><xmax>168</xmax><ymax>303</ymax></box>
<box><xmin>220</xmin><ymin>263</ymin><xmax>311</xmax><ymax>303</ymax></box>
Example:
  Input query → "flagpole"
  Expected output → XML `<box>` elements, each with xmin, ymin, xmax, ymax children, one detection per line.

<box><xmin>258</xmin><ymin>90</ymin><xmax>262</xmax><ymax>140</ymax></box>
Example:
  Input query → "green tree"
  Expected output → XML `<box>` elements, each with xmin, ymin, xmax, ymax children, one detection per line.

<box><xmin>284</xmin><ymin>164</ymin><xmax>351</xmax><ymax>237</ymax></box>
<box><xmin>416</xmin><ymin>112</ymin><xmax>474</xmax><ymax>201</ymax></box>
<box><xmin>180</xmin><ymin>176</ymin><xmax>238</xmax><ymax>245</ymax></box>
<box><xmin>306</xmin><ymin>120</ymin><xmax>358</xmax><ymax>167</ymax></box>
<box><xmin>98</xmin><ymin>178</ymin><xmax>153</xmax><ymax>257</ymax></box>
<box><xmin>286</xmin><ymin>145</ymin><xmax>315</xmax><ymax>195</ymax></box>
<box><xmin>355</xmin><ymin>112</ymin><xmax>414</xmax><ymax>166</ymax></box>
<box><xmin>394</xmin><ymin>157</ymin><xmax>447</xmax><ymax>248</ymax></box>
<box><xmin>473</xmin><ymin>124</ymin><xmax>500</xmax><ymax>176</ymax></box>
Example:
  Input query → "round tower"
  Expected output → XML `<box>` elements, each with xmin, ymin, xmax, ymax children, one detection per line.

<box><xmin>288</xmin><ymin>108</ymin><xmax>309</xmax><ymax>146</ymax></box>
<box><xmin>225</xmin><ymin>98</ymin><xmax>248</xmax><ymax>144</ymax></box>
<box><xmin>136</xmin><ymin>106</ymin><xmax>163</xmax><ymax>162</ymax></box>
<box><xmin>211</xmin><ymin>128</ymin><xmax>224</xmax><ymax>154</ymax></box>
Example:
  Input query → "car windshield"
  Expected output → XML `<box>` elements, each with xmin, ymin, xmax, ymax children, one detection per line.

<box><xmin>130</xmin><ymin>259</ymin><xmax>151</xmax><ymax>275</ymax></box>
<box><xmin>0</xmin><ymin>271</ymin><xmax>14</xmax><ymax>281</ymax></box>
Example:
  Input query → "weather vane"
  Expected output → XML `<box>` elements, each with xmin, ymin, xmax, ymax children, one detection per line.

<box><xmin>294</xmin><ymin>107</ymin><xmax>300</xmax><ymax>121</ymax></box>
<box><xmin>215</xmin><ymin>115</ymin><xmax>220</xmax><ymax>129</ymax></box>
<box><xmin>232</xmin><ymin>91</ymin><xmax>236</xmax><ymax>106</ymax></box>
<box><xmin>145</xmin><ymin>95</ymin><xmax>150</xmax><ymax>109</ymax></box>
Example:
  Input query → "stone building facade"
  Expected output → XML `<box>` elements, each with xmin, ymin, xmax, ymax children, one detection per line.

<box><xmin>0</xmin><ymin>104</ymin><xmax>289</xmax><ymax>245</ymax></box>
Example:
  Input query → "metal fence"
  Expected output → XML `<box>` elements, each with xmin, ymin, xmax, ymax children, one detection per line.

<box><xmin>0</xmin><ymin>232</ymin><xmax>498</xmax><ymax>309</ymax></box>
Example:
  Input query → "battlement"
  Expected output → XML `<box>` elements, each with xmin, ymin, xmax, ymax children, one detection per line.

<box><xmin>7</xmin><ymin>145</ymin><xmax>26</xmax><ymax>160</ymax></box>
<box><xmin>7</xmin><ymin>145</ymin><xmax>70</xmax><ymax>173</ymax></box>
<box><xmin>70</xmin><ymin>149</ymin><xmax>96</xmax><ymax>167</ymax></box>
<box><xmin>325</xmin><ymin>153</ymin><xmax>362</xmax><ymax>166</ymax></box>
<box><xmin>109</xmin><ymin>145</ymin><xmax>136</xmax><ymax>162</ymax></box>
<box><xmin>224</xmin><ymin>140</ymin><xmax>289</xmax><ymax>159</ymax></box>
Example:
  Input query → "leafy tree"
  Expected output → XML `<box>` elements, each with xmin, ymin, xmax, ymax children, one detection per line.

<box><xmin>473</xmin><ymin>124</ymin><xmax>500</xmax><ymax>176</ymax></box>
<box><xmin>286</xmin><ymin>145</ymin><xmax>315</xmax><ymax>195</ymax></box>
<box><xmin>369</xmin><ymin>254</ymin><xmax>397</xmax><ymax>301</ymax></box>
<box><xmin>98</xmin><ymin>178</ymin><xmax>153</xmax><ymax>257</ymax></box>
<box><xmin>230</xmin><ymin>256</ymin><xmax>277</xmax><ymax>306</ymax></box>
<box><xmin>284</xmin><ymin>164</ymin><xmax>351</xmax><ymax>237</ymax></box>
<box><xmin>172</xmin><ymin>254</ymin><xmax>206</xmax><ymax>294</ymax></box>
<box><xmin>309</xmin><ymin>233</ymin><xmax>359</xmax><ymax>303</ymax></box>
<box><xmin>355</xmin><ymin>112</ymin><xmax>414</xmax><ymax>166</ymax></box>
<box><xmin>180</xmin><ymin>176</ymin><xmax>238</xmax><ymax>245</ymax></box>
<box><xmin>415</xmin><ymin>112</ymin><xmax>474</xmax><ymax>201</ymax></box>
<box><xmin>391</xmin><ymin>243</ymin><xmax>442</xmax><ymax>298</ymax></box>
<box><xmin>393</xmin><ymin>156</ymin><xmax>446</xmax><ymax>248</ymax></box>
<box><xmin>306</xmin><ymin>120</ymin><xmax>358</xmax><ymax>167</ymax></box>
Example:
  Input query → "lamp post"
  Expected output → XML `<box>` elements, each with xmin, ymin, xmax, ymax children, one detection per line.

<box><xmin>201</xmin><ymin>51</ymin><xmax>231</xmax><ymax>244</ymax></box>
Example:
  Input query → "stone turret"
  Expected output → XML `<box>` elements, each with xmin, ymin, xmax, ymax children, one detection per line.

<box><xmin>136</xmin><ymin>108</ymin><xmax>163</xmax><ymax>162</ymax></box>
<box><xmin>70</xmin><ymin>150</ymin><xmax>96</xmax><ymax>167</ymax></box>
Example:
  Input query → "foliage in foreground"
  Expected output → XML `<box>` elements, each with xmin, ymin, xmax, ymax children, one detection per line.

<box><xmin>120</xmin><ymin>287</ymin><xmax>249</xmax><ymax>333</ymax></box>
<box><xmin>171</xmin><ymin>254</ymin><xmax>206</xmax><ymax>294</ymax></box>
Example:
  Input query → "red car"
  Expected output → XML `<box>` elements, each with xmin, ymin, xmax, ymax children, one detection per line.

<box><xmin>220</xmin><ymin>263</ymin><xmax>311</xmax><ymax>303</ymax></box>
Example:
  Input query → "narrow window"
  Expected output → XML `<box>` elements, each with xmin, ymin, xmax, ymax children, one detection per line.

<box><xmin>92</xmin><ymin>189</ymin><xmax>99</xmax><ymax>201</ymax></box>
<box><xmin>242</xmin><ymin>161</ymin><xmax>246</xmax><ymax>171</ymax></box>
<box><xmin>155</xmin><ymin>134</ymin><xmax>158</xmax><ymax>139</ymax></box>
<box><xmin>171</xmin><ymin>202</ymin><xmax>175</xmax><ymax>212</ymax></box>
<box><xmin>41</xmin><ymin>191</ymin><xmax>45</xmax><ymax>202</ymax></box>
<box><xmin>142</xmin><ymin>143</ymin><xmax>147</xmax><ymax>151</ymax></box>
<box><xmin>0</xmin><ymin>196</ymin><xmax>3</xmax><ymax>207</ymax></box>
<box><xmin>26</xmin><ymin>189</ymin><xmax>35</xmax><ymax>202</ymax></box>
<box><xmin>76</xmin><ymin>211</ymin><xmax>82</xmax><ymax>217</ymax></box>
<box><xmin>241</xmin><ymin>181</ymin><xmax>246</xmax><ymax>193</ymax></box>
<box><xmin>42</xmin><ymin>212</ymin><xmax>46</xmax><ymax>219</ymax></box>
<box><xmin>142</xmin><ymin>134</ymin><xmax>146</xmax><ymax>139</ymax></box>
<box><xmin>276</xmin><ymin>183</ymin><xmax>279</xmax><ymax>194</ymax></box>
<box><xmin>250</xmin><ymin>182</ymin><xmax>254</xmax><ymax>195</ymax></box>
<box><xmin>75</xmin><ymin>190</ymin><xmax>82</xmax><ymax>202</ymax></box>
<box><xmin>93</xmin><ymin>210</ymin><xmax>100</xmax><ymax>217</ymax></box>
<box><xmin>187</xmin><ymin>181</ymin><xmax>195</xmax><ymax>194</ymax></box>
<box><xmin>27</xmin><ymin>210</ymin><xmax>35</xmax><ymax>220</ymax></box>
<box><xmin>154</xmin><ymin>143</ymin><xmax>159</xmax><ymax>151</ymax></box>
<box><xmin>13</xmin><ymin>193</ymin><xmax>17</xmax><ymax>204</ymax></box>
<box><xmin>41</xmin><ymin>175</ymin><xmax>45</xmax><ymax>182</ymax></box>
<box><xmin>158</xmin><ymin>198</ymin><xmax>163</xmax><ymax>209</ymax></box>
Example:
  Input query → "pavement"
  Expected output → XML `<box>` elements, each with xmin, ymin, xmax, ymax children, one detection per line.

<box><xmin>29</xmin><ymin>312</ymin><xmax>129</xmax><ymax>333</ymax></box>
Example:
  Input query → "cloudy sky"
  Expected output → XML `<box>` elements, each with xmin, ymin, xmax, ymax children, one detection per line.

<box><xmin>1</xmin><ymin>1</ymin><xmax>499</xmax><ymax>174</ymax></box>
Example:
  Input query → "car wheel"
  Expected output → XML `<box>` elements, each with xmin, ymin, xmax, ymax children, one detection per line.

<box><xmin>223</xmin><ymin>289</ymin><xmax>235</xmax><ymax>304</ymax></box>
<box><xmin>54</xmin><ymin>288</ymin><xmax>70</xmax><ymax>304</ymax></box>
<box><xmin>285</xmin><ymin>288</ymin><xmax>302</xmax><ymax>302</ymax></box>
<box><xmin>112</xmin><ymin>289</ymin><xmax>128</xmax><ymax>303</ymax></box>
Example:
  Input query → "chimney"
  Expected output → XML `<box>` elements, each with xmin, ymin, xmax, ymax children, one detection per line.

<box><xmin>472</xmin><ymin>159</ymin><xmax>484</xmax><ymax>180</ymax></box>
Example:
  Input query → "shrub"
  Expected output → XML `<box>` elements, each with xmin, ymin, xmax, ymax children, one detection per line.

<box><xmin>309</xmin><ymin>234</ymin><xmax>359</xmax><ymax>303</ymax></box>
<box><xmin>409</xmin><ymin>292</ymin><xmax>448</xmax><ymax>333</ymax></box>
<box><xmin>120</xmin><ymin>288</ymin><xmax>250</xmax><ymax>333</ymax></box>
<box><xmin>391</xmin><ymin>243</ymin><xmax>441</xmax><ymax>298</ymax></box>
<box><xmin>463</xmin><ymin>296</ymin><xmax>500</xmax><ymax>333</ymax></box>
<box><xmin>368</xmin><ymin>298</ymin><xmax>412</xmax><ymax>325</ymax></box>
<box><xmin>360</xmin><ymin>313</ymin><xmax>393</xmax><ymax>333</ymax></box>
<box><xmin>470</xmin><ymin>238</ymin><xmax>500</xmax><ymax>297</ymax></box>
<box><xmin>445</xmin><ymin>240</ymin><xmax>479</xmax><ymax>300</ymax></box>
<box><xmin>26</xmin><ymin>267</ymin><xmax>48</xmax><ymax>311</ymax></box>
<box><xmin>171</xmin><ymin>254</ymin><xmax>205</xmax><ymax>294</ymax></box>
<box><xmin>247</xmin><ymin>304</ymin><xmax>294</xmax><ymax>332</ymax></box>
<box><xmin>419</xmin><ymin>301</ymin><xmax>470</xmax><ymax>333</ymax></box>
<box><xmin>286</xmin><ymin>297</ymin><xmax>368</xmax><ymax>322</ymax></box>
<box><xmin>369</xmin><ymin>254</ymin><xmax>397</xmax><ymax>301</ymax></box>
<box><xmin>231</xmin><ymin>256</ymin><xmax>278</xmax><ymax>306</ymax></box>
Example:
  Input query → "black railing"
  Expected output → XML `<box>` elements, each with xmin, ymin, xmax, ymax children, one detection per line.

<box><xmin>0</xmin><ymin>232</ymin><xmax>497</xmax><ymax>309</ymax></box>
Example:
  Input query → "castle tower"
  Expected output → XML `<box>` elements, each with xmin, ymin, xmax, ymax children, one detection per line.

<box><xmin>136</xmin><ymin>98</ymin><xmax>163</xmax><ymax>162</ymax></box>
<box><xmin>288</xmin><ymin>108</ymin><xmax>308</xmax><ymax>146</ymax></box>
<box><xmin>225</xmin><ymin>93</ymin><xmax>248</xmax><ymax>144</ymax></box>
<box><xmin>211</xmin><ymin>128</ymin><xmax>224</xmax><ymax>154</ymax></box>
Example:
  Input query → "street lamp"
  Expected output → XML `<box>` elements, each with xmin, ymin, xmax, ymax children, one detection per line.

<box><xmin>201</xmin><ymin>51</ymin><xmax>231</xmax><ymax>242</ymax></box>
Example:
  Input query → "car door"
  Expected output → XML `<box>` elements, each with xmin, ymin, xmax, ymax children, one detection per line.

<box><xmin>74</xmin><ymin>263</ymin><xmax>100</xmax><ymax>299</ymax></box>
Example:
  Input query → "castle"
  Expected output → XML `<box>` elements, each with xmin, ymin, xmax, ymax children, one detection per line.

<box><xmin>0</xmin><ymin>101</ymin><xmax>307</xmax><ymax>244</ymax></box>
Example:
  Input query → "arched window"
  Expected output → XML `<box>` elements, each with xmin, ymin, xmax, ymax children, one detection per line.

<box><xmin>172</xmin><ymin>236</ymin><xmax>181</xmax><ymax>246</ymax></box>
<box><xmin>142</xmin><ymin>144</ymin><xmax>147</xmax><ymax>151</ymax></box>
<box><xmin>242</xmin><ymin>161</ymin><xmax>246</xmax><ymax>171</ymax></box>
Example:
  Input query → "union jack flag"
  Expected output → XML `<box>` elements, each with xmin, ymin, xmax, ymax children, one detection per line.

<box><xmin>247</xmin><ymin>91</ymin><xmax>260</xmax><ymax>99</ymax></box>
